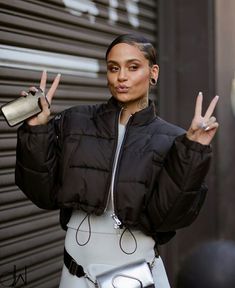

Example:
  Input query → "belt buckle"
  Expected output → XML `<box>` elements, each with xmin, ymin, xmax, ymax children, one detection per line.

<box><xmin>69</xmin><ymin>259</ymin><xmax>78</xmax><ymax>276</ymax></box>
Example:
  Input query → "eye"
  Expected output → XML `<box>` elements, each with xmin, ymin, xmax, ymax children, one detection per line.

<box><xmin>108</xmin><ymin>65</ymin><xmax>119</xmax><ymax>72</ymax></box>
<box><xmin>129</xmin><ymin>65</ymin><xmax>139</xmax><ymax>71</ymax></box>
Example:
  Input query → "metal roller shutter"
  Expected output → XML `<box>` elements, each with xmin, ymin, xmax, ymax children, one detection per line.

<box><xmin>0</xmin><ymin>0</ymin><xmax>158</xmax><ymax>286</ymax></box>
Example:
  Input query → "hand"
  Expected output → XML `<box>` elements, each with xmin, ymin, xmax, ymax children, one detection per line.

<box><xmin>186</xmin><ymin>92</ymin><xmax>219</xmax><ymax>145</ymax></box>
<box><xmin>20</xmin><ymin>70</ymin><xmax>61</xmax><ymax>126</ymax></box>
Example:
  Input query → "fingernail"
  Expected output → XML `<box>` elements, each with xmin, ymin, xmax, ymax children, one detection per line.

<box><xmin>199</xmin><ymin>91</ymin><xmax>203</xmax><ymax>96</ymax></box>
<box><xmin>31</xmin><ymin>87</ymin><xmax>38</xmax><ymax>92</ymax></box>
<box><xmin>21</xmin><ymin>91</ymin><xmax>28</xmax><ymax>97</ymax></box>
<box><xmin>57</xmin><ymin>73</ymin><xmax>61</xmax><ymax>77</ymax></box>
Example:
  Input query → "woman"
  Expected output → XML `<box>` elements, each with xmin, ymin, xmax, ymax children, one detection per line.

<box><xmin>15</xmin><ymin>34</ymin><xmax>219</xmax><ymax>287</ymax></box>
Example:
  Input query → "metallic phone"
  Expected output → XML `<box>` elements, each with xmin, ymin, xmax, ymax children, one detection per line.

<box><xmin>0</xmin><ymin>88</ymin><xmax>44</xmax><ymax>127</ymax></box>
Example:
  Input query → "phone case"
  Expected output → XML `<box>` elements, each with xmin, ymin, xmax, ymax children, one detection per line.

<box><xmin>1</xmin><ymin>90</ymin><xmax>43</xmax><ymax>127</ymax></box>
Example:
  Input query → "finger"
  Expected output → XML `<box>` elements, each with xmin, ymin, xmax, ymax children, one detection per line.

<box><xmin>199</xmin><ymin>116</ymin><xmax>216</xmax><ymax>131</ymax></box>
<box><xmin>194</xmin><ymin>92</ymin><xmax>203</xmax><ymax>117</ymax></box>
<box><xmin>20</xmin><ymin>91</ymin><xmax>29</xmax><ymax>97</ymax></box>
<box><xmin>204</xmin><ymin>121</ymin><xmax>219</xmax><ymax>132</ymax></box>
<box><xmin>46</xmin><ymin>73</ymin><xmax>61</xmax><ymax>102</ymax></box>
<box><xmin>28</xmin><ymin>86</ymin><xmax>39</xmax><ymax>95</ymax></box>
<box><xmin>40</xmin><ymin>70</ymin><xmax>47</xmax><ymax>92</ymax></box>
<box><xmin>206</xmin><ymin>116</ymin><xmax>216</xmax><ymax>126</ymax></box>
<box><xmin>204</xmin><ymin>95</ymin><xmax>219</xmax><ymax>119</ymax></box>
<box><xmin>39</xmin><ymin>97</ymin><xmax>50</xmax><ymax>114</ymax></box>
<box><xmin>29</xmin><ymin>86</ymin><xmax>38</xmax><ymax>93</ymax></box>
<box><xmin>45</xmin><ymin>96</ymin><xmax>51</xmax><ymax>109</ymax></box>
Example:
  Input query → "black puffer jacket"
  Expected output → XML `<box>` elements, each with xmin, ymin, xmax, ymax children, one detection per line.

<box><xmin>15</xmin><ymin>97</ymin><xmax>211</xmax><ymax>244</ymax></box>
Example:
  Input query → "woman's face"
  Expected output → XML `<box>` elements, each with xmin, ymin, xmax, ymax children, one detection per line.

<box><xmin>106</xmin><ymin>43</ymin><xmax>159</xmax><ymax>105</ymax></box>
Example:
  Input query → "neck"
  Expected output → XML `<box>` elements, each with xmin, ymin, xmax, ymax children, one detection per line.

<box><xmin>119</xmin><ymin>97</ymin><xmax>148</xmax><ymax>125</ymax></box>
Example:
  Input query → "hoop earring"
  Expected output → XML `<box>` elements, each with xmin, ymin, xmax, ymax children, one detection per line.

<box><xmin>150</xmin><ymin>78</ymin><xmax>157</xmax><ymax>86</ymax></box>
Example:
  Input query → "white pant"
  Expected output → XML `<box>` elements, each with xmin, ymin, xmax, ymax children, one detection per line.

<box><xmin>59</xmin><ymin>224</ymin><xmax>171</xmax><ymax>288</ymax></box>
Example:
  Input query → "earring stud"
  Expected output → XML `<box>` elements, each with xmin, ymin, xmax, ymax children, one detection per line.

<box><xmin>150</xmin><ymin>78</ymin><xmax>157</xmax><ymax>86</ymax></box>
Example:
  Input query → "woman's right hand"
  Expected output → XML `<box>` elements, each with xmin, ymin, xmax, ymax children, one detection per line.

<box><xmin>20</xmin><ymin>70</ymin><xmax>61</xmax><ymax>126</ymax></box>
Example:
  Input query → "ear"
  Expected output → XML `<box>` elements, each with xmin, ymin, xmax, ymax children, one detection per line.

<box><xmin>150</xmin><ymin>64</ymin><xmax>159</xmax><ymax>81</ymax></box>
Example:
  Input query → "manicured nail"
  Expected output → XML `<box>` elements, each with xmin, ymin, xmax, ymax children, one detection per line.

<box><xmin>21</xmin><ymin>91</ymin><xmax>29</xmax><ymax>97</ymax></box>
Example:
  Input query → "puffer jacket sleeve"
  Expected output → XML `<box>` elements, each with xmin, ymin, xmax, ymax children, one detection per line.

<box><xmin>147</xmin><ymin>134</ymin><xmax>212</xmax><ymax>232</ymax></box>
<box><xmin>15</xmin><ymin>116</ymin><xmax>62</xmax><ymax>210</ymax></box>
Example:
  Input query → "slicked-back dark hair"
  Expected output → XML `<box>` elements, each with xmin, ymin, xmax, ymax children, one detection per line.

<box><xmin>105</xmin><ymin>34</ymin><xmax>157</xmax><ymax>66</ymax></box>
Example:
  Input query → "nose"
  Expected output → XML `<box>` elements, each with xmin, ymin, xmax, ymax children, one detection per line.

<box><xmin>118</xmin><ymin>68</ymin><xmax>128</xmax><ymax>82</ymax></box>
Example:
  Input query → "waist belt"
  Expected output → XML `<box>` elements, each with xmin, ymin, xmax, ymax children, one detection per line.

<box><xmin>64</xmin><ymin>248</ymin><xmax>85</xmax><ymax>277</ymax></box>
<box><xmin>64</xmin><ymin>247</ymin><xmax>157</xmax><ymax>279</ymax></box>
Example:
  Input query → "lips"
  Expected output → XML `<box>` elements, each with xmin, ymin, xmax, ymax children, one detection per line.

<box><xmin>115</xmin><ymin>85</ymin><xmax>129</xmax><ymax>93</ymax></box>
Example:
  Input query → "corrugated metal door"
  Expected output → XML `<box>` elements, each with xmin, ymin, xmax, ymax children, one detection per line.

<box><xmin>0</xmin><ymin>1</ymin><xmax>158</xmax><ymax>287</ymax></box>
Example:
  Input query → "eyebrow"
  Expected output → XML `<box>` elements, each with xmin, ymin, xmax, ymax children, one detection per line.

<box><xmin>107</xmin><ymin>59</ymin><xmax>142</xmax><ymax>65</ymax></box>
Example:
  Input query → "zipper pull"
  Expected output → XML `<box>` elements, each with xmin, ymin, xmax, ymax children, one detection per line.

<box><xmin>111</xmin><ymin>213</ymin><xmax>122</xmax><ymax>229</ymax></box>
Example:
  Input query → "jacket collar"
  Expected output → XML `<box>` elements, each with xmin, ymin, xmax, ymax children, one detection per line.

<box><xmin>92</xmin><ymin>97</ymin><xmax>157</xmax><ymax>138</ymax></box>
<box><xmin>103</xmin><ymin>97</ymin><xmax>157</xmax><ymax>126</ymax></box>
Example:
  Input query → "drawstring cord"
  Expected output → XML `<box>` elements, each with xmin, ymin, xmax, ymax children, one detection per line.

<box><xmin>75</xmin><ymin>213</ymin><xmax>138</xmax><ymax>255</ymax></box>
<box><xmin>119</xmin><ymin>227</ymin><xmax>137</xmax><ymax>255</ymax></box>
<box><xmin>76</xmin><ymin>213</ymin><xmax>91</xmax><ymax>246</ymax></box>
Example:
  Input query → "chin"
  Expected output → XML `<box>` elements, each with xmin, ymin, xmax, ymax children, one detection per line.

<box><xmin>113</xmin><ymin>94</ymin><xmax>131</xmax><ymax>103</ymax></box>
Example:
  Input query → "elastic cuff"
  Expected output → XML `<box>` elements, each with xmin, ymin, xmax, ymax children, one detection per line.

<box><xmin>177</xmin><ymin>134</ymin><xmax>212</xmax><ymax>153</ymax></box>
<box><xmin>20</xmin><ymin>122</ymin><xmax>49</xmax><ymax>133</ymax></box>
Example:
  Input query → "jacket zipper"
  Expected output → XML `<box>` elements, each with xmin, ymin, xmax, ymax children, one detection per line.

<box><xmin>103</xmin><ymin>109</ymin><xmax>121</xmax><ymax>213</ymax></box>
<box><xmin>105</xmin><ymin>113</ymin><xmax>133</xmax><ymax>229</ymax></box>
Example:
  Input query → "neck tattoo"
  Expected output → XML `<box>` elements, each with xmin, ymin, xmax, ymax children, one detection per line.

<box><xmin>120</xmin><ymin>98</ymin><xmax>148</xmax><ymax>116</ymax></box>
<box><xmin>137</xmin><ymin>98</ymin><xmax>148</xmax><ymax>110</ymax></box>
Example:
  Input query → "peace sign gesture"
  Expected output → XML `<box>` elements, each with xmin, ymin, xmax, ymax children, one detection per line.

<box><xmin>186</xmin><ymin>92</ymin><xmax>219</xmax><ymax>145</ymax></box>
<box><xmin>21</xmin><ymin>70</ymin><xmax>61</xmax><ymax>126</ymax></box>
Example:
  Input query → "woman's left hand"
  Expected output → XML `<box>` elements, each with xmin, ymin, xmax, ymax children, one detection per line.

<box><xmin>186</xmin><ymin>92</ymin><xmax>219</xmax><ymax>145</ymax></box>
